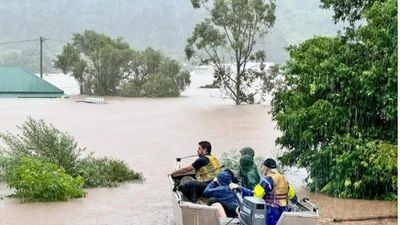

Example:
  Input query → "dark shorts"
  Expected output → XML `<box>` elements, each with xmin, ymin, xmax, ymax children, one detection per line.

<box><xmin>178</xmin><ymin>180</ymin><xmax>210</xmax><ymax>203</ymax></box>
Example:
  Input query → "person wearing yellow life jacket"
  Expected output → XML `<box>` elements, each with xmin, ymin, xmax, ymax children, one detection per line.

<box><xmin>230</xmin><ymin>158</ymin><xmax>296</xmax><ymax>225</ymax></box>
<box><xmin>169</xmin><ymin>141</ymin><xmax>221</xmax><ymax>203</ymax></box>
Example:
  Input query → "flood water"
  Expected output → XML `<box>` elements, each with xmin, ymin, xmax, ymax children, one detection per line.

<box><xmin>0</xmin><ymin>71</ymin><xmax>397</xmax><ymax>225</ymax></box>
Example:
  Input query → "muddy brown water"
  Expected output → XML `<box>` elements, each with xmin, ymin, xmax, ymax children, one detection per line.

<box><xmin>0</xmin><ymin>73</ymin><xmax>397</xmax><ymax>225</ymax></box>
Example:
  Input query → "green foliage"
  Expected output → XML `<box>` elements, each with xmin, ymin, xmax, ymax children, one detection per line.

<box><xmin>0</xmin><ymin>118</ymin><xmax>144</xmax><ymax>201</ymax></box>
<box><xmin>55</xmin><ymin>31</ymin><xmax>190</xmax><ymax>97</ymax></box>
<box><xmin>0</xmin><ymin>1</ymin><xmax>343</xmax><ymax>68</ymax></box>
<box><xmin>186</xmin><ymin>0</ymin><xmax>276</xmax><ymax>105</ymax></box>
<box><xmin>54</xmin><ymin>30</ymin><xmax>135</xmax><ymax>95</ymax></box>
<box><xmin>6</xmin><ymin>157</ymin><xmax>85</xmax><ymax>202</ymax></box>
<box><xmin>0</xmin><ymin>117</ymin><xmax>84</xmax><ymax>176</ymax></box>
<box><xmin>310</xmin><ymin>137</ymin><xmax>397</xmax><ymax>200</ymax></box>
<box><xmin>142</xmin><ymin>74</ymin><xmax>179</xmax><ymax>97</ymax></box>
<box><xmin>77</xmin><ymin>157</ymin><xmax>144</xmax><ymax>188</ymax></box>
<box><xmin>119</xmin><ymin>48</ymin><xmax>191</xmax><ymax>97</ymax></box>
<box><xmin>0</xmin><ymin>151</ymin><xmax>11</xmax><ymax>182</ymax></box>
<box><xmin>320</xmin><ymin>0</ymin><xmax>383</xmax><ymax>25</ymax></box>
<box><xmin>272</xmin><ymin>0</ymin><xmax>397</xmax><ymax>199</ymax></box>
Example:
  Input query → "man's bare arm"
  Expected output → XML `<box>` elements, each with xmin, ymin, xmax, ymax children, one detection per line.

<box><xmin>169</xmin><ymin>165</ymin><xmax>195</xmax><ymax>177</ymax></box>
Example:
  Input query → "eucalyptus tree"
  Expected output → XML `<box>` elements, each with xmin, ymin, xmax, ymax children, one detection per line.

<box><xmin>185</xmin><ymin>0</ymin><xmax>276</xmax><ymax>104</ymax></box>
<box><xmin>54</xmin><ymin>30</ymin><xmax>136</xmax><ymax>95</ymax></box>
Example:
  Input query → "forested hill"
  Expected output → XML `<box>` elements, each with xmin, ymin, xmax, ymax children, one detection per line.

<box><xmin>0</xmin><ymin>0</ymin><xmax>342</xmax><ymax>72</ymax></box>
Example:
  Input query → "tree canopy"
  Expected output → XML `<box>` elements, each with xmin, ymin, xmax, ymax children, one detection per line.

<box><xmin>119</xmin><ymin>48</ymin><xmax>191</xmax><ymax>97</ymax></box>
<box><xmin>54</xmin><ymin>30</ymin><xmax>190</xmax><ymax>97</ymax></box>
<box><xmin>320</xmin><ymin>0</ymin><xmax>384</xmax><ymax>25</ymax></box>
<box><xmin>272</xmin><ymin>0</ymin><xmax>397</xmax><ymax>199</ymax></box>
<box><xmin>185</xmin><ymin>0</ymin><xmax>276</xmax><ymax>104</ymax></box>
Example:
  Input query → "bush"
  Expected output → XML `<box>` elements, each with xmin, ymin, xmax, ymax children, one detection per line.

<box><xmin>77</xmin><ymin>157</ymin><xmax>144</xmax><ymax>187</ymax></box>
<box><xmin>0</xmin><ymin>117</ymin><xmax>84</xmax><ymax>176</ymax></box>
<box><xmin>307</xmin><ymin>136</ymin><xmax>397</xmax><ymax>200</ymax></box>
<box><xmin>6</xmin><ymin>157</ymin><xmax>85</xmax><ymax>202</ymax></box>
<box><xmin>0</xmin><ymin>118</ymin><xmax>144</xmax><ymax>200</ymax></box>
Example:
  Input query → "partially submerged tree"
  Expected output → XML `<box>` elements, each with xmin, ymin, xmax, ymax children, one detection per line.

<box><xmin>118</xmin><ymin>48</ymin><xmax>191</xmax><ymax>97</ymax></box>
<box><xmin>185</xmin><ymin>0</ymin><xmax>276</xmax><ymax>104</ymax></box>
<box><xmin>54</xmin><ymin>30</ymin><xmax>135</xmax><ymax>95</ymax></box>
<box><xmin>55</xmin><ymin>30</ymin><xmax>190</xmax><ymax>97</ymax></box>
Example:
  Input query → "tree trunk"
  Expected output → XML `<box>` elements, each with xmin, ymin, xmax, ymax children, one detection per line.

<box><xmin>235</xmin><ymin>61</ymin><xmax>241</xmax><ymax>105</ymax></box>
<box><xmin>79</xmin><ymin>84</ymin><xmax>83</xmax><ymax>95</ymax></box>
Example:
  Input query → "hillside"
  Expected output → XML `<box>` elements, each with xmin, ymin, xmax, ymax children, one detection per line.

<box><xmin>0</xmin><ymin>0</ymin><xmax>342</xmax><ymax>72</ymax></box>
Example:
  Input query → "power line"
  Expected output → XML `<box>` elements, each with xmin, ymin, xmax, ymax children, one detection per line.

<box><xmin>19</xmin><ymin>43</ymin><xmax>40</xmax><ymax>68</ymax></box>
<box><xmin>0</xmin><ymin>39</ymin><xmax>39</xmax><ymax>45</ymax></box>
<box><xmin>46</xmin><ymin>38</ymin><xmax>68</xmax><ymax>43</ymax></box>
<box><xmin>43</xmin><ymin>42</ymin><xmax>60</xmax><ymax>59</ymax></box>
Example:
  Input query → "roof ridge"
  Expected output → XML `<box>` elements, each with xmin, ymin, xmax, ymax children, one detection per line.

<box><xmin>0</xmin><ymin>65</ymin><xmax>64</xmax><ymax>95</ymax></box>
<box><xmin>15</xmin><ymin>66</ymin><xmax>63</xmax><ymax>92</ymax></box>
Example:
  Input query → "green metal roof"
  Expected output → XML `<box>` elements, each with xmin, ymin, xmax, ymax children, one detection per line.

<box><xmin>0</xmin><ymin>65</ymin><xmax>64</xmax><ymax>98</ymax></box>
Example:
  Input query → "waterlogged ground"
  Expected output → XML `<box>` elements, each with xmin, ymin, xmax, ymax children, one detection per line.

<box><xmin>0</xmin><ymin>72</ymin><xmax>397</xmax><ymax>225</ymax></box>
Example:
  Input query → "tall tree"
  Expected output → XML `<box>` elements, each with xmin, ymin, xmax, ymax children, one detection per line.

<box><xmin>272</xmin><ymin>0</ymin><xmax>397</xmax><ymax>199</ymax></box>
<box><xmin>119</xmin><ymin>48</ymin><xmax>191</xmax><ymax>97</ymax></box>
<box><xmin>320</xmin><ymin>0</ymin><xmax>384</xmax><ymax>25</ymax></box>
<box><xmin>54</xmin><ymin>30</ymin><xmax>135</xmax><ymax>95</ymax></box>
<box><xmin>185</xmin><ymin>0</ymin><xmax>276</xmax><ymax>105</ymax></box>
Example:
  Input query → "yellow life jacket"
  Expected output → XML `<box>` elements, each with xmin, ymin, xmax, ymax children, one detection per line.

<box><xmin>195</xmin><ymin>155</ymin><xmax>221</xmax><ymax>182</ymax></box>
<box><xmin>264</xmin><ymin>171</ymin><xmax>289</xmax><ymax>207</ymax></box>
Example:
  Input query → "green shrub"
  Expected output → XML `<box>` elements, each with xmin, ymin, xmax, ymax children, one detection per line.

<box><xmin>308</xmin><ymin>136</ymin><xmax>397</xmax><ymax>200</ymax></box>
<box><xmin>0</xmin><ymin>117</ymin><xmax>84</xmax><ymax>176</ymax></box>
<box><xmin>77</xmin><ymin>157</ymin><xmax>144</xmax><ymax>187</ymax></box>
<box><xmin>6</xmin><ymin>157</ymin><xmax>85</xmax><ymax>202</ymax></box>
<box><xmin>0</xmin><ymin>118</ymin><xmax>144</xmax><ymax>195</ymax></box>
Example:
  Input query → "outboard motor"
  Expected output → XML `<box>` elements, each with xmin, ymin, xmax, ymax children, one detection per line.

<box><xmin>238</xmin><ymin>196</ymin><xmax>319</xmax><ymax>225</ymax></box>
<box><xmin>239</xmin><ymin>197</ymin><xmax>266</xmax><ymax>225</ymax></box>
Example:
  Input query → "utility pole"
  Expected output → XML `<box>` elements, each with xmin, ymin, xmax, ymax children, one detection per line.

<box><xmin>40</xmin><ymin>36</ymin><xmax>43</xmax><ymax>78</ymax></box>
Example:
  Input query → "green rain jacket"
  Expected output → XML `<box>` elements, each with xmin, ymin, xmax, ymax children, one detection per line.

<box><xmin>239</xmin><ymin>155</ymin><xmax>260</xmax><ymax>190</ymax></box>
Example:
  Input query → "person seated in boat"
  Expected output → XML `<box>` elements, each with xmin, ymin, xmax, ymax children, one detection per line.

<box><xmin>169</xmin><ymin>141</ymin><xmax>221</xmax><ymax>203</ymax></box>
<box><xmin>203</xmin><ymin>170</ymin><xmax>240</xmax><ymax>218</ymax></box>
<box><xmin>239</xmin><ymin>147</ymin><xmax>260</xmax><ymax>190</ymax></box>
<box><xmin>230</xmin><ymin>158</ymin><xmax>297</xmax><ymax>225</ymax></box>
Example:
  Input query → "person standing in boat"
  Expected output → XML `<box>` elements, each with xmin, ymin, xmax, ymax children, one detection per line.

<box><xmin>230</xmin><ymin>158</ymin><xmax>296</xmax><ymax>225</ymax></box>
<box><xmin>169</xmin><ymin>141</ymin><xmax>221</xmax><ymax>203</ymax></box>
